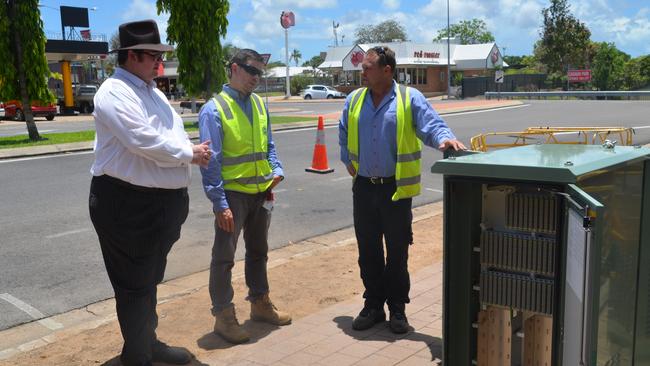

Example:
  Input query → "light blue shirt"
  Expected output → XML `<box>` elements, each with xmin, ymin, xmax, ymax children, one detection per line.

<box><xmin>199</xmin><ymin>84</ymin><xmax>283</xmax><ymax>212</ymax></box>
<box><xmin>338</xmin><ymin>81</ymin><xmax>455</xmax><ymax>178</ymax></box>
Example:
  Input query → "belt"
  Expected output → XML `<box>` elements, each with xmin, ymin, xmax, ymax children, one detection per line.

<box><xmin>96</xmin><ymin>175</ymin><xmax>185</xmax><ymax>194</ymax></box>
<box><xmin>357</xmin><ymin>176</ymin><xmax>396</xmax><ymax>185</ymax></box>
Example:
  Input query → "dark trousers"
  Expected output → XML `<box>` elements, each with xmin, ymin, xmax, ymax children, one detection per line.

<box><xmin>353</xmin><ymin>177</ymin><xmax>412</xmax><ymax>314</ymax></box>
<box><xmin>89</xmin><ymin>175</ymin><xmax>189</xmax><ymax>366</ymax></box>
<box><xmin>209</xmin><ymin>190</ymin><xmax>270</xmax><ymax>313</ymax></box>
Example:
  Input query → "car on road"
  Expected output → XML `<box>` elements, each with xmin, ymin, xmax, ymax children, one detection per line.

<box><xmin>0</xmin><ymin>102</ymin><xmax>4</xmax><ymax>119</ymax></box>
<box><xmin>3</xmin><ymin>100</ymin><xmax>57</xmax><ymax>121</ymax></box>
<box><xmin>300</xmin><ymin>85</ymin><xmax>346</xmax><ymax>100</ymax></box>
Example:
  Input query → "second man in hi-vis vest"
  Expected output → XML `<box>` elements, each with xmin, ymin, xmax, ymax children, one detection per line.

<box><xmin>198</xmin><ymin>49</ymin><xmax>290</xmax><ymax>345</ymax></box>
<box><xmin>339</xmin><ymin>46</ymin><xmax>465</xmax><ymax>334</ymax></box>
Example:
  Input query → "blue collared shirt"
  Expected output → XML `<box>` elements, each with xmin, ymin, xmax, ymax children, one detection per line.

<box><xmin>199</xmin><ymin>84</ymin><xmax>284</xmax><ymax>212</ymax></box>
<box><xmin>338</xmin><ymin>81</ymin><xmax>455</xmax><ymax>177</ymax></box>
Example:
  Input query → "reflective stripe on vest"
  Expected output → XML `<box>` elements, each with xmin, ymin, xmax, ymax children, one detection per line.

<box><xmin>347</xmin><ymin>84</ymin><xmax>422</xmax><ymax>201</ymax></box>
<box><xmin>212</xmin><ymin>92</ymin><xmax>273</xmax><ymax>194</ymax></box>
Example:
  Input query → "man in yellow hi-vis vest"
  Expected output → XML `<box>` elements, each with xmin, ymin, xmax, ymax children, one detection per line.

<box><xmin>199</xmin><ymin>49</ymin><xmax>290</xmax><ymax>344</ymax></box>
<box><xmin>339</xmin><ymin>46</ymin><xmax>465</xmax><ymax>334</ymax></box>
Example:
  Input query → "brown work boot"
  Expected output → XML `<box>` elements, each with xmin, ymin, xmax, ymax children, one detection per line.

<box><xmin>213</xmin><ymin>306</ymin><xmax>250</xmax><ymax>344</ymax></box>
<box><xmin>250</xmin><ymin>294</ymin><xmax>292</xmax><ymax>326</ymax></box>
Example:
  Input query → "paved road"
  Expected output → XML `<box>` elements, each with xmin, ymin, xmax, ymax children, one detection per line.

<box><xmin>0</xmin><ymin>100</ymin><xmax>345</xmax><ymax>137</ymax></box>
<box><xmin>1</xmin><ymin>100</ymin><xmax>650</xmax><ymax>331</ymax></box>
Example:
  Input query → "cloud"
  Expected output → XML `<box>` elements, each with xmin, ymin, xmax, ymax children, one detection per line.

<box><xmin>383</xmin><ymin>0</ymin><xmax>401</xmax><ymax>10</ymax></box>
<box><xmin>587</xmin><ymin>6</ymin><xmax>650</xmax><ymax>56</ymax></box>
<box><xmin>122</xmin><ymin>0</ymin><xmax>169</xmax><ymax>42</ymax></box>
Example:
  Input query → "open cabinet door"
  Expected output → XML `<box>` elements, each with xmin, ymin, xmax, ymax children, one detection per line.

<box><xmin>561</xmin><ymin>184</ymin><xmax>604</xmax><ymax>366</ymax></box>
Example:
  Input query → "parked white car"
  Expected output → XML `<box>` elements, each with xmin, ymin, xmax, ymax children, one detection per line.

<box><xmin>300</xmin><ymin>85</ymin><xmax>346</xmax><ymax>100</ymax></box>
<box><xmin>0</xmin><ymin>102</ymin><xmax>4</xmax><ymax>119</ymax></box>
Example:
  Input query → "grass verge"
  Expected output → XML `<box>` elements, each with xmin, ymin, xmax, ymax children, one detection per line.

<box><xmin>0</xmin><ymin>116</ymin><xmax>317</xmax><ymax>149</ymax></box>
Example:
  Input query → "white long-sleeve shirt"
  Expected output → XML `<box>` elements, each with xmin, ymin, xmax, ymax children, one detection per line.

<box><xmin>90</xmin><ymin>67</ymin><xmax>194</xmax><ymax>189</ymax></box>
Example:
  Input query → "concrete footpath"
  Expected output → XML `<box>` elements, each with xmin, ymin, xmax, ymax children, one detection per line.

<box><xmin>0</xmin><ymin>99</ymin><xmax>521</xmax><ymax>365</ymax></box>
<box><xmin>0</xmin><ymin>203</ymin><xmax>444</xmax><ymax>365</ymax></box>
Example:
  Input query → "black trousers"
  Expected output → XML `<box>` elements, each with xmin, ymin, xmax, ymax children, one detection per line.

<box><xmin>89</xmin><ymin>175</ymin><xmax>189</xmax><ymax>366</ymax></box>
<box><xmin>352</xmin><ymin>177</ymin><xmax>412</xmax><ymax>314</ymax></box>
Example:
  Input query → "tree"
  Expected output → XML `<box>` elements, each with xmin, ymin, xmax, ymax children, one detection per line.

<box><xmin>433</xmin><ymin>19</ymin><xmax>495</xmax><ymax>44</ymax></box>
<box><xmin>290</xmin><ymin>49</ymin><xmax>301</xmax><ymax>66</ymax></box>
<box><xmin>354</xmin><ymin>20</ymin><xmax>407</xmax><ymax>44</ymax></box>
<box><xmin>222</xmin><ymin>42</ymin><xmax>240</xmax><ymax>64</ymax></box>
<box><xmin>267</xmin><ymin>60</ymin><xmax>286</xmax><ymax>68</ymax></box>
<box><xmin>0</xmin><ymin>0</ymin><xmax>54</xmax><ymax>140</ymax></box>
<box><xmin>102</xmin><ymin>31</ymin><xmax>120</xmax><ymax>77</ymax></box>
<box><xmin>536</xmin><ymin>0</ymin><xmax>591</xmax><ymax>76</ymax></box>
<box><xmin>591</xmin><ymin>42</ymin><xmax>629</xmax><ymax>90</ymax></box>
<box><xmin>156</xmin><ymin>0</ymin><xmax>229</xmax><ymax>100</ymax></box>
<box><xmin>302</xmin><ymin>55</ymin><xmax>323</xmax><ymax>68</ymax></box>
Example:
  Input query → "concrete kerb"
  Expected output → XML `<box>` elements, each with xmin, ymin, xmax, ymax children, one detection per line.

<box><xmin>0</xmin><ymin>201</ymin><xmax>444</xmax><ymax>360</ymax></box>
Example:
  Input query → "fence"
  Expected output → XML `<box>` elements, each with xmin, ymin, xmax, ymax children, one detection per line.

<box><xmin>462</xmin><ymin>74</ymin><xmax>547</xmax><ymax>98</ymax></box>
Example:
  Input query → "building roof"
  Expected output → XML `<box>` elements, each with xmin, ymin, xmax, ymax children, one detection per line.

<box><xmin>319</xmin><ymin>41</ymin><xmax>505</xmax><ymax>70</ymax></box>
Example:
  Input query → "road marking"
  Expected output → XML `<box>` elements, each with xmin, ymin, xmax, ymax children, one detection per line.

<box><xmin>426</xmin><ymin>188</ymin><xmax>444</xmax><ymax>193</ymax></box>
<box><xmin>273</xmin><ymin>188</ymin><xmax>288</xmax><ymax>194</ymax></box>
<box><xmin>0</xmin><ymin>293</ymin><xmax>63</xmax><ymax>330</ymax></box>
<box><xmin>0</xmin><ymin>150</ymin><xmax>93</xmax><ymax>164</ymax></box>
<box><xmin>45</xmin><ymin>228</ymin><xmax>91</xmax><ymax>239</ymax></box>
<box><xmin>275</xmin><ymin>125</ymin><xmax>337</xmax><ymax>134</ymax></box>
<box><xmin>443</xmin><ymin>104</ymin><xmax>529</xmax><ymax>117</ymax></box>
<box><xmin>632</xmin><ymin>125</ymin><xmax>650</xmax><ymax>129</ymax></box>
<box><xmin>331</xmin><ymin>176</ymin><xmax>352</xmax><ymax>182</ymax></box>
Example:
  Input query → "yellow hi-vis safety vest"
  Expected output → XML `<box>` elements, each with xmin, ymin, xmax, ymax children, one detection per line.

<box><xmin>212</xmin><ymin>91</ymin><xmax>273</xmax><ymax>194</ymax></box>
<box><xmin>347</xmin><ymin>84</ymin><xmax>422</xmax><ymax>201</ymax></box>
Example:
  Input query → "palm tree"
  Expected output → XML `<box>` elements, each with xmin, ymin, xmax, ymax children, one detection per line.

<box><xmin>290</xmin><ymin>49</ymin><xmax>302</xmax><ymax>66</ymax></box>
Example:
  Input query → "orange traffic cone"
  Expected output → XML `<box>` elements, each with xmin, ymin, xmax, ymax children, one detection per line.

<box><xmin>305</xmin><ymin>116</ymin><xmax>334</xmax><ymax>174</ymax></box>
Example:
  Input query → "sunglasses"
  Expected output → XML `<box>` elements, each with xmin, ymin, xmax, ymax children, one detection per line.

<box><xmin>372</xmin><ymin>46</ymin><xmax>387</xmax><ymax>55</ymax></box>
<box><xmin>137</xmin><ymin>50</ymin><xmax>164</xmax><ymax>61</ymax></box>
<box><xmin>236</xmin><ymin>63</ymin><xmax>263</xmax><ymax>77</ymax></box>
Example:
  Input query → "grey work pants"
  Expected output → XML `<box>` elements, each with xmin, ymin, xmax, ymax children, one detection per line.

<box><xmin>209</xmin><ymin>190</ymin><xmax>270</xmax><ymax>314</ymax></box>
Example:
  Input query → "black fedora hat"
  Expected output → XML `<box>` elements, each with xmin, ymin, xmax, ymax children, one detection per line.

<box><xmin>111</xmin><ymin>19</ymin><xmax>173</xmax><ymax>53</ymax></box>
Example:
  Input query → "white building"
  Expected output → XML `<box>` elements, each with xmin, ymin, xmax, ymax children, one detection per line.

<box><xmin>318</xmin><ymin>40</ymin><xmax>505</xmax><ymax>94</ymax></box>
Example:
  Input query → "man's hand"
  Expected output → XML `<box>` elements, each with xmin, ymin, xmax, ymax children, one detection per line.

<box><xmin>191</xmin><ymin>141</ymin><xmax>212</xmax><ymax>168</ymax></box>
<box><xmin>438</xmin><ymin>139</ymin><xmax>466</xmax><ymax>151</ymax></box>
<box><xmin>215</xmin><ymin>208</ymin><xmax>234</xmax><ymax>233</ymax></box>
<box><xmin>269</xmin><ymin>175</ymin><xmax>283</xmax><ymax>190</ymax></box>
<box><xmin>346</xmin><ymin>164</ymin><xmax>356</xmax><ymax>177</ymax></box>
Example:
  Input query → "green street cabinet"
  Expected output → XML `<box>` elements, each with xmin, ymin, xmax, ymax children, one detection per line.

<box><xmin>431</xmin><ymin>144</ymin><xmax>650</xmax><ymax>366</ymax></box>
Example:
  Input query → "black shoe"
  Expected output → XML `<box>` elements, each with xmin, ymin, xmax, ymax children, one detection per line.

<box><xmin>389</xmin><ymin>312</ymin><xmax>410</xmax><ymax>334</ymax></box>
<box><xmin>352</xmin><ymin>307</ymin><xmax>386</xmax><ymax>330</ymax></box>
<box><xmin>152</xmin><ymin>341</ymin><xmax>192</xmax><ymax>365</ymax></box>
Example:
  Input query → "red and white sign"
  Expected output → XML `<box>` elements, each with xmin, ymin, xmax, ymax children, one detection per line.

<box><xmin>280</xmin><ymin>11</ymin><xmax>295</xmax><ymax>29</ymax></box>
<box><xmin>568</xmin><ymin>69</ymin><xmax>591</xmax><ymax>82</ymax></box>
<box><xmin>342</xmin><ymin>45</ymin><xmax>366</xmax><ymax>71</ymax></box>
<box><xmin>413</xmin><ymin>50</ymin><xmax>440</xmax><ymax>59</ymax></box>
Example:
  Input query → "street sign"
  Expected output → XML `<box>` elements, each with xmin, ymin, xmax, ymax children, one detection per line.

<box><xmin>568</xmin><ymin>69</ymin><xmax>591</xmax><ymax>82</ymax></box>
<box><xmin>280</xmin><ymin>11</ymin><xmax>295</xmax><ymax>29</ymax></box>
<box><xmin>495</xmin><ymin>70</ymin><xmax>504</xmax><ymax>84</ymax></box>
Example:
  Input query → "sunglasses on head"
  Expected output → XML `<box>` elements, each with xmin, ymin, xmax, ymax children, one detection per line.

<box><xmin>136</xmin><ymin>50</ymin><xmax>164</xmax><ymax>61</ymax></box>
<box><xmin>372</xmin><ymin>46</ymin><xmax>387</xmax><ymax>55</ymax></box>
<box><xmin>236</xmin><ymin>63</ymin><xmax>263</xmax><ymax>77</ymax></box>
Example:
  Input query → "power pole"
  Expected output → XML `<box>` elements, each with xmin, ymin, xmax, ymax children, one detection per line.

<box><xmin>446</xmin><ymin>0</ymin><xmax>451</xmax><ymax>99</ymax></box>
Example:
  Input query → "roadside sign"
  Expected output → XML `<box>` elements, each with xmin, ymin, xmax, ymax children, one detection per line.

<box><xmin>568</xmin><ymin>69</ymin><xmax>591</xmax><ymax>82</ymax></box>
<box><xmin>495</xmin><ymin>70</ymin><xmax>504</xmax><ymax>84</ymax></box>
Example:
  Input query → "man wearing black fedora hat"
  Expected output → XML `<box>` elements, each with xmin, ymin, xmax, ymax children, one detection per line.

<box><xmin>89</xmin><ymin>19</ymin><xmax>210</xmax><ymax>366</ymax></box>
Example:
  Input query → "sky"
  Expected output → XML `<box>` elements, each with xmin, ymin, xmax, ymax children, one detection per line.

<box><xmin>38</xmin><ymin>0</ymin><xmax>650</xmax><ymax>64</ymax></box>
